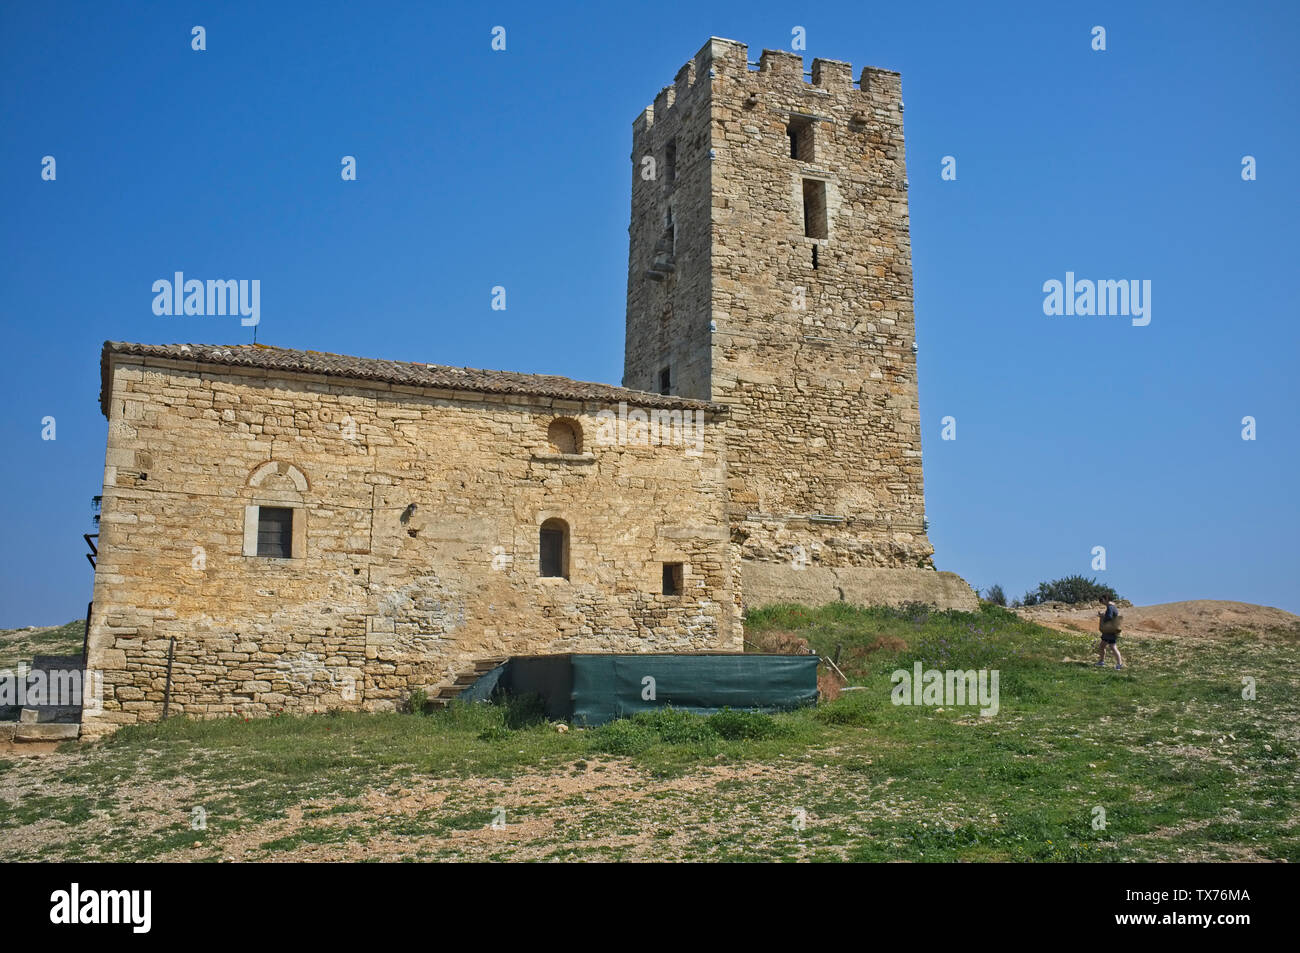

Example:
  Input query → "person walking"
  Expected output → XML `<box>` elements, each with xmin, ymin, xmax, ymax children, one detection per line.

<box><xmin>1096</xmin><ymin>596</ymin><xmax>1125</xmax><ymax>670</ymax></box>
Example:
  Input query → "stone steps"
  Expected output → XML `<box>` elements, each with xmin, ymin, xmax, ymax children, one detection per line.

<box><xmin>3</xmin><ymin>654</ymin><xmax>86</xmax><ymax>742</ymax></box>
<box><xmin>428</xmin><ymin>658</ymin><xmax>508</xmax><ymax>708</ymax></box>
<box><xmin>14</xmin><ymin>708</ymin><xmax>80</xmax><ymax>742</ymax></box>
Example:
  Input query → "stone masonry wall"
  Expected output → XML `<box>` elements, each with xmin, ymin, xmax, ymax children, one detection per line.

<box><xmin>623</xmin><ymin>53</ymin><xmax>714</xmax><ymax>402</ymax></box>
<box><xmin>84</xmin><ymin>357</ymin><xmax>739</xmax><ymax>735</ymax></box>
<box><xmin>625</xmin><ymin>38</ymin><xmax>934</xmax><ymax>572</ymax></box>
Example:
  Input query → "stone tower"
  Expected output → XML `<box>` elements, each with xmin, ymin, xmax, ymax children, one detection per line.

<box><xmin>624</xmin><ymin>38</ymin><xmax>935</xmax><ymax>584</ymax></box>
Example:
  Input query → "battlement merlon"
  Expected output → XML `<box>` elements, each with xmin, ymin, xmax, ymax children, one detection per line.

<box><xmin>631</xmin><ymin>37</ymin><xmax>903</xmax><ymax>139</ymax></box>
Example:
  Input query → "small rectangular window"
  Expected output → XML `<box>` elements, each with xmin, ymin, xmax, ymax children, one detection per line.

<box><xmin>662</xmin><ymin>562</ymin><xmax>684</xmax><ymax>596</ymax></box>
<box><xmin>802</xmin><ymin>178</ymin><xmax>828</xmax><ymax>239</ymax></box>
<box><xmin>659</xmin><ymin>366</ymin><xmax>671</xmax><ymax>395</ymax></box>
<box><xmin>257</xmin><ymin>507</ymin><xmax>294</xmax><ymax>558</ymax></box>
<box><xmin>540</xmin><ymin>528</ymin><xmax>566</xmax><ymax>578</ymax></box>
<box><xmin>787</xmin><ymin>116</ymin><xmax>814</xmax><ymax>162</ymax></box>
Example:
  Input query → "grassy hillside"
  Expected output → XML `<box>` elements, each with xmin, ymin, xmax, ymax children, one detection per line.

<box><xmin>0</xmin><ymin>603</ymin><xmax>1295</xmax><ymax>862</ymax></box>
<box><xmin>0</xmin><ymin>620</ymin><xmax>84</xmax><ymax>671</ymax></box>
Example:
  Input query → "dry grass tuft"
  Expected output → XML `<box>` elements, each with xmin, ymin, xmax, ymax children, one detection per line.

<box><xmin>817</xmin><ymin>667</ymin><xmax>846</xmax><ymax>702</ymax></box>
<box><xmin>746</xmin><ymin>630</ymin><xmax>812</xmax><ymax>656</ymax></box>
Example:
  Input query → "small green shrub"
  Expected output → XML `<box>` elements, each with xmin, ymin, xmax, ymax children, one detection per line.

<box><xmin>587</xmin><ymin>707</ymin><xmax>794</xmax><ymax>753</ymax></box>
<box><xmin>1021</xmin><ymin>575</ymin><xmax>1119</xmax><ymax>606</ymax></box>
<box><xmin>503</xmin><ymin>693</ymin><xmax>546</xmax><ymax>730</ymax></box>
<box><xmin>590</xmin><ymin>718</ymin><xmax>657</xmax><ymax>755</ymax></box>
<box><xmin>634</xmin><ymin>708</ymin><xmax>716</xmax><ymax>744</ymax></box>
<box><xmin>983</xmin><ymin>584</ymin><xmax>1007</xmax><ymax>607</ymax></box>
<box><xmin>437</xmin><ymin>698</ymin><xmax>505</xmax><ymax>732</ymax></box>
<box><xmin>708</xmin><ymin>708</ymin><xmax>789</xmax><ymax>740</ymax></box>
<box><xmin>404</xmin><ymin>688</ymin><xmax>428</xmax><ymax>715</ymax></box>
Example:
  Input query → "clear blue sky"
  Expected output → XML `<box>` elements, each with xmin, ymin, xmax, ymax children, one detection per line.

<box><xmin>2</xmin><ymin>0</ymin><xmax>1297</xmax><ymax>626</ymax></box>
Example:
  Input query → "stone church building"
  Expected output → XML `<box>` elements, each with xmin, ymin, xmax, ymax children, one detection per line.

<box><xmin>84</xmin><ymin>38</ymin><xmax>974</xmax><ymax>735</ymax></box>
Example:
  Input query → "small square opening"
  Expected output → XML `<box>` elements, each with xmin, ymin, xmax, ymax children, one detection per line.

<box><xmin>787</xmin><ymin>116</ymin><xmax>815</xmax><ymax>161</ymax></box>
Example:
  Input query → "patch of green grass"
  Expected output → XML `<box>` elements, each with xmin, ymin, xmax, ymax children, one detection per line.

<box><xmin>433</xmin><ymin>809</ymin><xmax>498</xmax><ymax>833</ymax></box>
<box><xmin>585</xmin><ymin>707</ymin><xmax>811</xmax><ymax>770</ymax></box>
<box><xmin>303</xmin><ymin>802</ymin><xmax>363</xmax><ymax>818</ymax></box>
<box><xmin>709</xmin><ymin>708</ymin><xmax>793</xmax><ymax>741</ymax></box>
<box><xmin>260</xmin><ymin>824</ymin><xmax>370</xmax><ymax>853</ymax></box>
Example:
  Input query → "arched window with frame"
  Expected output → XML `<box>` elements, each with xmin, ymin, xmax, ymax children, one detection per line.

<box><xmin>242</xmin><ymin>461</ymin><xmax>308</xmax><ymax>560</ymax></box>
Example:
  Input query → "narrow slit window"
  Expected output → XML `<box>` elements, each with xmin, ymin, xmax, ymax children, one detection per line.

<box><xmin>256</xmin><ymin>507</ymin><xmax>294</xmax><ymax>558</ymax></box>
<box><xmin>659</xmin><ymin>366</ymin><xmax>671</xmax><ymax>395</ymax></box>
<box><xmin>662</xmin><ymin>562</ymin><xmax>684</xmax><ymax>596</ymax></box>
<box><xmin>665</xmin><ymin>139</ymin><xmax>677</xmax><ymax>182</ymax></box>
<box><xmin>812</xmin><ymin>245</ymin><xmax>819</xmax><ymax>269</ymax></box>
<box><xmin>802</xmin><ymin>179</ymin><xmax>828</xmax><ymax>239</ymax></box>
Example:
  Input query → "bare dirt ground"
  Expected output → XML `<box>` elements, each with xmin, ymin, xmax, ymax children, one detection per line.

<box><xmin>0</xmin><ymin>740</ymin><xmax>60</xmax><ymax>756</ymax></box>
<box><xmin>1015</xmin><ymin>599</ymin><xmax>1300</xmax><ymax>644</ymax></box>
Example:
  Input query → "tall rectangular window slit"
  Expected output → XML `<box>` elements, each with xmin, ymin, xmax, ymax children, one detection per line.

<box><xmin>802</xmin><ymin>179</ymin><xmax>828</xmax><ymax>239</ymax></box>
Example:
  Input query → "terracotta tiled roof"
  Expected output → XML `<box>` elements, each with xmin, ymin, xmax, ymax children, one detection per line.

<box><xmin>100</xmin><ymin>342</ymin><xmax>725</xmax><ymax>418</ymax></box>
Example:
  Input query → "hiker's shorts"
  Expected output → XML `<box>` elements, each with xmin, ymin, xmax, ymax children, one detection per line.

<box><xmin>1101</xmin><ymin>633</ymin><xmax>1119</xmax><ymax>644</ymax></box>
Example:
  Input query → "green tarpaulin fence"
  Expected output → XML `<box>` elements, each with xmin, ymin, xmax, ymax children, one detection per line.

<box><xmin>462</xmin><ymin>653</ymin><xmax>819</xmax><ymax>725</ymax></box>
